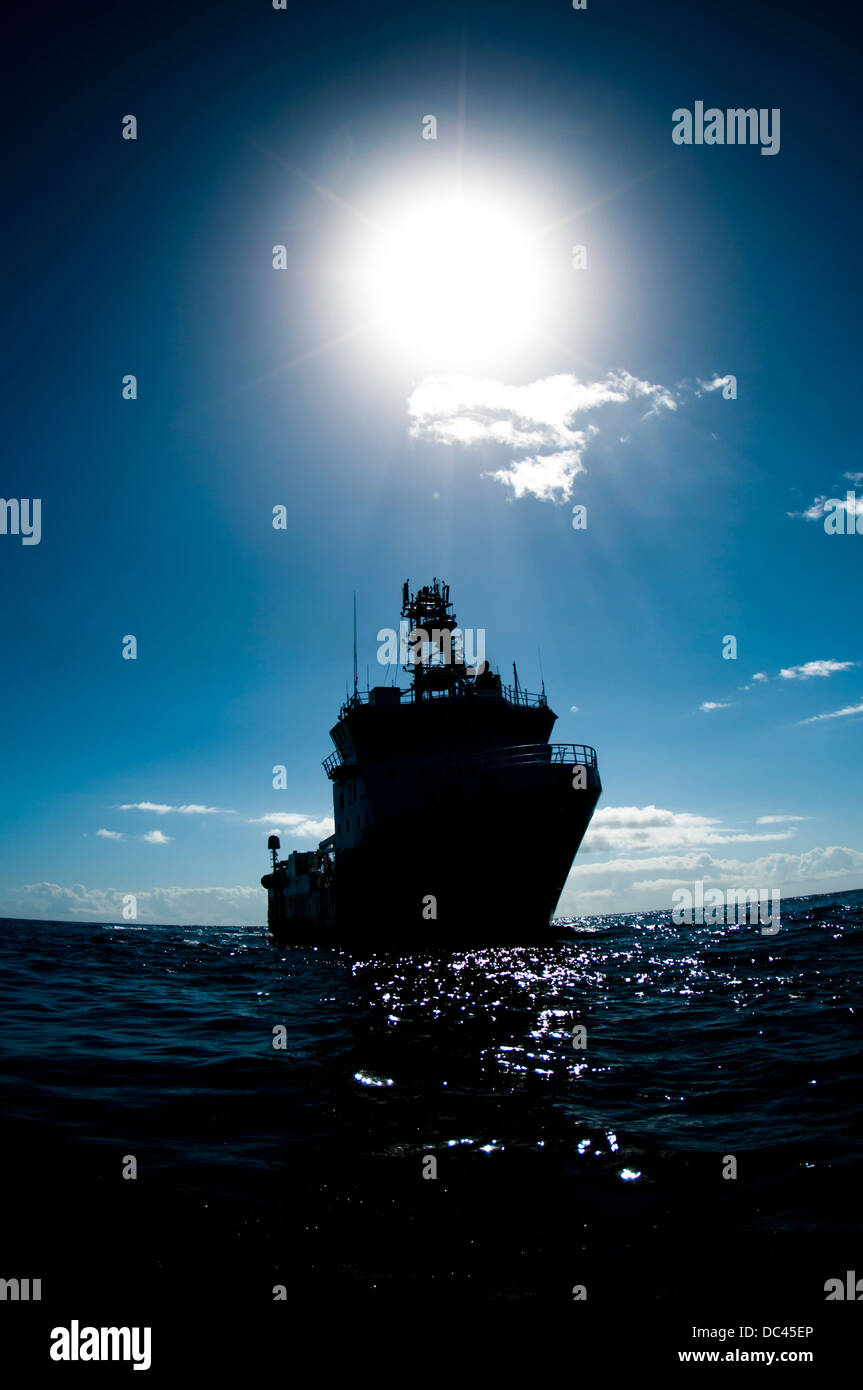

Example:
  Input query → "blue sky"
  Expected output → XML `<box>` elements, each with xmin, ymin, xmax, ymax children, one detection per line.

<box><xmin>2</xmin><ymin>0</ymin><xmax>861</xmax><ymax>923</ymax></box>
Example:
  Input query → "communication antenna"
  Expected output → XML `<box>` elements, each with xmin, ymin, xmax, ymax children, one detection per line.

<box><xmin>352</xmin><ymin>592</ymin><xmax>358</xmax><ymax>699</ymax></box>
<box><xmin>538</xmin><ymin>646</ymin><xmax>546</xmax><ymax>702</ymax></box>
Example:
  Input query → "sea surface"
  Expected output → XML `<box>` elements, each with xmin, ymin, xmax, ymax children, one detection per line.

<box><xmin>1</xmin><ymin>890</ymin><xmax>862</xmax><ymax>1348</ymax></box>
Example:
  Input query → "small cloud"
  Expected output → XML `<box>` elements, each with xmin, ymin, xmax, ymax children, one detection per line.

<box><xmin>752</xmin><ymin>672</ymin><xmax>768</xmax><ymax>683</ymax></box>
<box><xmin>756</xmin><ymin>815</ymin><xmax>807</xmax><ymax>824</ymax></box>
<box><xmin>248</xmin><ymin>813</ymin><xmax>335</xmax><ymax>839</ymax></box>
<box><xmin>570</xmin><ymin>705</ymin><xmax>580</xmax><ymax>713</ymax></box>
<box><xmin>119</xmin><ymin>801</ymin><xmax>173</xmax><ymax>814</ymax></box>
<box><xmin>843</xmin><ymin>471</ymin><xmax>863</xmax><ymax>484</ymax></box>
<box><xmin>699</xmin><ymin>701</ymin><xmax>732</xmax><ymax>712</ymax></box>
<box><xmin>485</xmin><ymin>446</ymin><xmax>590</xmax><ymax>502</ymax></box>
<box><xmin>176</xmin><ymin>804</ymin><xmax>229</xmax><ymax>815</ymax></box>
<box><xmin>780</xmin><ymin>660</ymin><xmax>857</xmax><ymax>680</ymax></box>
<box><xmin>96</xmin><ymin>829</ymin><xmax>124</xmax><ymax>841</ymax></box>
<box><xmin>800</xmin><ymin>494</ymin><xmax>863</xmax><ymax>523</ymax></box>
<box><xmin>697</xmin><ymin>374</ymin><xmax>733</xmax><ymax>394</ymax></box>
<box><xmin>798</xmin><ymin>701</ymin><xmax>863</xmax><ymax>726</ymax></box>
<box><xmin>142</xmin><ymin>830</ymin><xmax>173</xmax><ymax>845</ymax></box>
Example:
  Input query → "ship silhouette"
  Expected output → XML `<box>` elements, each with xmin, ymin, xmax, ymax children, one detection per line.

<box><xmin>262</xmin><ymin>579</ymin><xmax>601</xmax><ymax>943</ymax></box>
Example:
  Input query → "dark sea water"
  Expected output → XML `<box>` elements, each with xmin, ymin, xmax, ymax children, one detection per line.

<box><xmin>2</xmin><ymin>891</ymin><xmax>862</xmax><ymax>1365</ymax></box>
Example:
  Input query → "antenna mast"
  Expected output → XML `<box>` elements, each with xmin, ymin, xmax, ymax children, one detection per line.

<box><xmin>352</xmin><ymin>592</ymin><xmax>358</xmax><ymax>699</ymax></box>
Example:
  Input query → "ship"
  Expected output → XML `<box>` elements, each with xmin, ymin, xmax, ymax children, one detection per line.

<box><xmin>261</xmin><ymin>579</ymin><xmax>601</xmax><ymax>944</ymax></box>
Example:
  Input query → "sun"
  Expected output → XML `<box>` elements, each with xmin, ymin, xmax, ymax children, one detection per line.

<box><xmin>353</xmin><ymin>183</ymin><xmax>551</xmax><ymax>371</ymax></box>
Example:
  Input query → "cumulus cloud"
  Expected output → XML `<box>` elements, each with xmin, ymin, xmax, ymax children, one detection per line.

<box><xmin>580</xmin><ymin>805</ymin><xmax>798</xmax><ymax>855</ymax></box>
<box><xmin>752</xmin><ymin>672</ymin><xmax>768</xmax><ymax>682</ymax></box>
<box><xmin>10</xmin><ymin>882</ymin><xmax>263</xmax><ymax>926</ymax></box>
<box><xmin>406</xmin><ymin>369</ymin><xmax>679</xmax><ymax>502</ymax></box>
<box><xmin>779</xmin><ymin>660</ymin><xmax>857</xmax><ymax>680</ymax></box>
<box><xmin>699</xmin><ymin>700</ymin><xmax>732</xmax><ymax>712</ymax></box>
<box><xmin>247</xmin><ymin>813</ymin><xmax>335</xmax><ymax>839</ymax></box>
<box><xmin>485</xmin><ymin>446</ymin><xmax>592</xmax><ymax>502</ymax></box>
<box><xmin>558</xmin><ymin>844</ymin><xmax>863</xmax><ymax>915</ymax></box>
<box><xmin>697</xmin><ymin>374</ymin><xmax>733</xmax><ymax>393</ymax></box>
<box><xmin>798</xmin><ymin>701</ymin><xmax>863</xmax><ymax>726</ymax></box>
<box><xmin>573</xmin><ymin>845</ymin><xmax>863</xmax><ymax>883</ymax></box>
<box><xmin>142</xmin><ymin>830</ymin><xmax>172</xmax><ymax>845</ymax></box>
<box><xmin>96</xmin><ymin>828</ymin><xmax>124</xmax><ymax>840</ymax></box>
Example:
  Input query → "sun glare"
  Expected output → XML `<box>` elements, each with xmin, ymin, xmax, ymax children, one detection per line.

<box><xmin>355</xmin><ymin>185</ymin><xmax>551</xmax><ymax>371</ymax></box>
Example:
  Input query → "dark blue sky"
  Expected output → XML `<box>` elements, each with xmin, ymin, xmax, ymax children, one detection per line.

<box><xmin>2</xmin><ymin>0</ymin><xmax>861</xmax><ymax>921</ymax></box>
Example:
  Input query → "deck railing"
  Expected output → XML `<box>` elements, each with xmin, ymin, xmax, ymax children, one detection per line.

<box><xmin>323</xmin><ymin>741</ymin><xmax>598</xmax><ymax>778</ymax></box>
<box><xmin>338</xmin><ymin>681</ymin><xmax>547</xmax><ymax>719</ymax></box>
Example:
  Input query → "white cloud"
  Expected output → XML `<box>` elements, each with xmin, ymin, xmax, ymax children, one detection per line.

<box><xmin>580</xmin><ymin>805</ymin><xmax>797</xmax><ymax>855</ymax></box>
<box><xmin>406</xmin><ymin>369</ymin><xmax>679</xmax><ymax>502</ymax></box>
<box><xmin>142</xmin><ymin>830</ymin><xmax>173</xmax><ymax>845</ymax></box>
<box><xmin>485</xmin><ymin>446</ymin><xmax>591</xmax><ymax>502</ymax></box>
<box><xmin>779</xmin><ymin>660</ymin><xmax>856</xmax><ymax>680</ymax></box>
<box><xmin>570</xmin><ymin>705</ymin><xmax>580</xmax><ymax>713</ymax></box>
<box><xmin>697</xmin><ymin>374</ymin><xmax>733</xmax><ymax>393</ymax></box>
<box><xmin>844</xmin><ymin>471</ymin><xmax>863</xmax><ymax>484</ymax></box>
<box><xmin>248</xmin><ymin>813</ymin><xmax>335</xmax><ymax>839</ymax></box>
<box><xmin>756</xmin><ymin>815</ymin><xmax>807</xmax><ymax>824</ymax></box>
<box><xmin>800</xmin><ymin>494</ymin><xmax>863</xmax><ymax>523</ymax></box>
<box><xmin>630</xmin><ymin>878</ymin><xmax>694</xmax><ymax>892</ymax></box>
<box><xmin>557</xmin><ymin>844</ymin><xmax>863</xmax><ymax>915</ymax></box>
<box><xmin>752</xmin><ymin>672</ymin><xmax>768</xmax><ymax>682</ymax></box>
<box><xmin>574</xmin><ymin>845</ymin><xmax>863</xmax><ymax>883</ymax></box>
<box><xmin>10</xmin><ymin>882</ymin><xmax>263</xmax><ymax>926</ymax></box>
<box><xmin>118</xmin><ymin>802</ymin><xmax>230</xmax><ymax>815</ymax></box>
<box><xmin>699</xmin><ymin>700</ymin><xmax>732</xmax><ymax>712</ymax></box>
<box><xmin>798</xmin><ymin>701</ymin><xmax>863</xmax><ymax>726</ymax></box>
<box><xmin>96</xmin><ymin>829</ymin><xmax>124</xmax><ymax>840</ymax></box>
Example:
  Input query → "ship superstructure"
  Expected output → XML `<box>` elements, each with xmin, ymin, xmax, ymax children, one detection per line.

<box><xmin>262</xmin><ymin>580</ymin><xmax>601</xmax><ymax>942</ymax></box>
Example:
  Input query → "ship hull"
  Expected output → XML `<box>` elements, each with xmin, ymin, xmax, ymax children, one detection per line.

<box><xmin>265</xmin><ymin>758</ymin><xmax>600</xmax><ymax>946</ymax></box>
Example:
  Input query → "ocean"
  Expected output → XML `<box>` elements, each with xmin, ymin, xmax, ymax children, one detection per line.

<box><xmin>1</xmin><ymin>889</ymin><xmax>861</xmax><ymax>1367</ymax></box>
